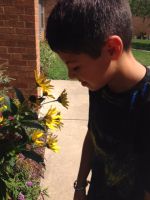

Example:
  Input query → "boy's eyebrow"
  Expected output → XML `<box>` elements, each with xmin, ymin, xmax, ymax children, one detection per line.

<box><xmin>66</xmin><ymin>60</ymin><xmax>76</xmax><ymax>65</ymax></box>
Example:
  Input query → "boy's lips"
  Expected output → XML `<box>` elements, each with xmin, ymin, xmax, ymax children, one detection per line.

<box><xmin>78</xmin><ymin>79</ymin><xmax>88</xmax><ymax>87</ymax></box>
<box><xmin>80</xmin><ymin>81</ymin><xmax>88</xmax><ymax>87</ymax></box>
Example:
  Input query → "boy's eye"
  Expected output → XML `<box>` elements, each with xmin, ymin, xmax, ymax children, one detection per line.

<box><xmin>73</xmin><ymin>66</ymin><xmax>80</xmax><ymax>72</ymax></box>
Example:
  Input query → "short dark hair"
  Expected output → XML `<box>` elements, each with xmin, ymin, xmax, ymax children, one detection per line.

<box><xmin>46</xmin><ymin>0</ymin><xmax>133</xmax><ymax>57</ymax></box>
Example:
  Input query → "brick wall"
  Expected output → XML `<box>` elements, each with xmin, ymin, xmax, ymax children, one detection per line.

<box><xmin>0</xmin><ymin>0</ymin><xmax>40</xmax><ymax>95</ymax></box>
<box><xmin>133</xmin><ymin>16</ymin><xmax>150</xmax><ymax>37</ymax></box>
<box><xmin>44</xmin><ymin>0</ymin><xmax>57</xmax><ymax>31</ymax></box>
<box><xmin>43</xmin><ymin>1</ymin><xmax>150</xmax><ymax>40</ymax></box>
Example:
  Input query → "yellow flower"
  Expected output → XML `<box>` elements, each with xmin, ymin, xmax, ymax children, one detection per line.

<box><xmin>13</xmin><ymin>98</ymin><xmax>21</xmax><ymax>108</ymax></box>
<box><xmin>0</xmin><ymin>115</ymin><xmax>3</xmax><ymax>123</ymax></box>
<box><xmin>57</xmin><ymin>89</ymin><xmax>69</xmax><ymax>109</ymax></box>
<box><xmin>0</xmin><ymin>96</ymin><xmax>7</xmax><ymax>111</ymax></box>
<box><xmin>0</xmin><ymin>105</ymin><xmax>7</xmax><ymax>112</ymax></box>
<box><xmin>34</xmin><ymin>139</ymin><xmax>45</xmax><ymax>146</ymax></box>
<box><xmin>31</xmin><ymin>130</ymin><xmax>45</xmax><ymax>147</ymax></box>
<box><xmin>0</xmin><ymin>97</ymin><xmax>4</xmax><ymax>101</ymax></box>
<box><xmin>34</xmin><ymin>70</ymin><xmax>54</xmax><ymax>98</ymax></box>
<box><xmin>44</xmin><ymin>107</ymin><xmax>63</xmax><ymax>130</ymax></box>
<box><xmin>46</xmin><ymin>134</ymin><xmax>60</xmax><ymax>153</ymax></box>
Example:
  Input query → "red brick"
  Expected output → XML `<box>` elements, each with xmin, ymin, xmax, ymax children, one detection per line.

<box><xmin>10</xmin><ymin>54</ymin><xmax>22</xmax><ymax>60</ymax></box>
<box><xmin>0</xmin><ymin>40</ymin><xmax>15</xmax><ymax>46</ymax></box>
<box><xmin>4</xmin><ymin>6</ymin><xmax>25</xmax><ymax>15</ymax></box>
<box><xmin>0</xmin><ymin>59</ymin><xmax>8</xmax><ymax>66</ymax></box>
<box><xmin>0</xmin><ymin>40</ymin><xmax>7</xmax><ymax>46</ymax></box>
<box><xmin>25</xmin><ymin>8</ymin><xmax>34</xmax><ymax>15</ymax></box>
<box><xmin>0</xmin><ymin>53</ymin><xmax>10</xmax><ymax>59</ymax></box>
<box><xmin>17</xmin><ymin>40</ymin><xmax>35</xmax><ymax>48</ymax></box>
<box><xmin>24</xmin><ymin>29</ymin><xmax>35</xmax><ymax>35</ymax></box>
<box><xmin>28</xmin><ymin>82</ymin><xmax>36</xmax><ymax>89</ymax></box>
<box><xmin>4</xmin><ymin>34</ymin><xmax>29</xmax><ymax>41</ymax></box>
<box><xmin>8</xmin><ymin>47</ymin><xmax>26</xmax><ymax>53</ymax></box>
<box><xmin>16</xmin><ymin>0</ymin><xmax>34</xmax><ymax>6</ymax></box>
<box><xmin>26</xmin><ymin>70</ymin><xmax>35</xmax><ymax>76</ymax></box>
<box><xmin>15</xmin><ymin>28</ymin><xmax>35</xmax><ymax>35</ymax></box>
<box><xmin>10</xmin><ymin>67</ymin><xmax>33</xmax><ymax>73</ymax></box>
<box><xmin>27</xmin><ymin>60</ymin><xmax>36</xmax><ymax>66</ymax></box>
<box><xmin>18</xmin><ymin>15</ymin><xmax>34</xmax><ymax>22</ymax></box>
<box><xmin>7</xmin><ymin>68</ymin><xmax>33</xmax><ymax>78</ymax></box>
<box><xmin>5</xmin><ymin>20</ymin><xmax>24</xmax><ymax>28</ymax></box>
<box><xmin>13</xmin><ymin>81</ymin><xmax>28</xmax><ymax>88</ymax></box>
<box><xmin>11</xmin><ymin>34</ymin><xmax>26</xmax><ymax>41</ymax></box>
<box><xmin>6</xmin><ymin>15</ymin><xmax>19</xmax><ymax>20</ymax></box>
<box><xmin>15</xmin><ymin>6</ymin><xmax>25</xmax><ymax>15</ymax></box>
<box><xmin>15</xmin><ymin>28</ymin><xmax>24</xmax><ymax>34</ymax></box>
<box><xmin>27</xmin><ymin>36</ymin><xmax>35</xmax><ymax>42</ymax></box>
<box><xmin>4</xmin><ymin>6</ymin><xmax>16</xmax><ymax>15</ymax></box>
<box><xmin>0</xmin><ymin>39</ymin><xmax>35</xmax><ymax>48</ymax></box>
<box><xmin>0</xmin><ymin>27</ymin><xmax>15</xmax><ymax>34</ymax></box>
<box><xmin>0</xmin><ymin>7</ymin><xmax>4</xmax><ymax>14</ymax></box>
<box><xmin>0</xmin><ymin>47</ymin><xmax>8</xmax><ymax>54</ymax></box>
<box><xmin>0</xmin><ymin>15</ymin><xmax>7</xmax><ymax>20</ymax></box>
<box><xmin>0</xmin><ymin>0</ymin><xmax>14</xmax><ymax>6</ymax></box>
<box><xmin>25</xmin><ymin>22</ymin><xmax>35</xmax><ymax>28</ymax></box>
<box><xmin>0</xmin><ymin>0</ymin><xmax>40</xmax><ymax>96</ymax></box>
<box><xmin>23</xmin><ymin>54</ymin><xmax>36</xmax><ymax>60</ymax></box>
<box><xmin>0</xmin><ymin>20</ymin><xmax>5</xmax><ymax>26</ymax></box>
<box><xmin>45</xmin><ymin>0</ymin><xmax>56</xmax><ymax>24</ymax></box>
<box><xmin>25</xmin><ymin>48</ymin><xmax>36</xmax><ymax>54</ymax></box>
<box><xmin>9</xmin><ymin>59</ymin><xmax>27</xmax><ymax>66</ymax></box>
<box><xmin>0</xmin><ymin>14</ymin><xmax>18</xmax><ymax>21</ymax></box>
<box><xmin>0</xmin><ymin>34</ymin><xmax>8</xmax><ymax>40</ymax></box>
<box><xmin>133</xmin><ymin>17</ymin><xmax>150</xmax><ymax>36</ymax></box>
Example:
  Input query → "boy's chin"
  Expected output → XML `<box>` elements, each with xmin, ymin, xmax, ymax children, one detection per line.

<box><xmin>89</xmin><ymin>87</ymin><xmax>101</xmax><ymax>91</ymax></box>
<box><xmin>87</xmin><ymin>85</ymin><xmax>102</xmax><ymax>91</ymax></box>
<box><xmin>80</xmin><ymin>81</ymin><xmax>102</xmax><ymax>91</ymax></box>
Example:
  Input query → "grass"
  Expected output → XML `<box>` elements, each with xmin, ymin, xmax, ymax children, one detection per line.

<box><xmin>132</xmin><ymin>39</ymin><xmax>150</xmax><ymax>51</ymax></box>
<box><xmin>45</xmin><ymin>55</ymin><xmax>68</xmax><ymax>80</ymax></box>
<box><xmin>132</xmin><ymin>49</ymin><xmax>150</xmax><ymax>66</ymax></box>
<box><xmin>40</xmin><ymin>41</ymin><xmax>150</xmax><ymax>80</ymax></box>
<box><xmin>40</xmin><ymin>41</ymin><xmax>68</xmax><ymax>80</ymax></box>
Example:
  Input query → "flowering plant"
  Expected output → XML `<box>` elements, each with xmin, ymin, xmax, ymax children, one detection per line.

<box><xmin>0</xmin><ymin>70</ymin><xmax>69</xmax><ymax>200</ymax></box>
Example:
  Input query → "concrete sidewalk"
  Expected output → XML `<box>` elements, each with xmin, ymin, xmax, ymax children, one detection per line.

<box><xmin>40</xmin><ymin>80</ymin><xmax>89</xmax><ymax>200</ymax></box>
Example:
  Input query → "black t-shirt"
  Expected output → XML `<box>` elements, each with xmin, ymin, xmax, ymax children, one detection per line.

<box><xmin>88</xmin><ymin>67</ymin><xmax>150</xmax><ymax>200</ymax></box>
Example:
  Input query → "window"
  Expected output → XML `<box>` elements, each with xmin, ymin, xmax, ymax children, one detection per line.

<box><xmin>39</xmin><ymin>0</ymin><xmax>45</xmax><ymax>39</ymax></box>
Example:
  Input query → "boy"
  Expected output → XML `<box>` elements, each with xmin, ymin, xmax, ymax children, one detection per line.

<box><xmin>46</xmin><ymin>0</ymin><xmax>150</xmax><ymax>199</ymax></box>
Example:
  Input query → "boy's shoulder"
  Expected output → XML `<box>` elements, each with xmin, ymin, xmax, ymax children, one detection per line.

<box><xmin>131</xmin><ymin>67</ymin><xmax>150</xmax><ymax>115</ymax></box>
<box><xmin>89</xmin><ymin>67</ymin><xmax>150</xmax><ymax>109</ymax></box>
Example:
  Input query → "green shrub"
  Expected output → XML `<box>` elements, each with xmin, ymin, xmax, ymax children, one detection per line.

<box><xmin>0</xmin><ymin>68</ymin><xmax>68</xmax><ymax>199</ymax></box>
<box><xmin>40</xmin><ymin>41</ymin><xmax>68</xmax><ymax>80</ymax></box>
<box><xmin>132</xmin><ymin>39</ymin><xmax>150</xmax><ymax>51</ymax></box>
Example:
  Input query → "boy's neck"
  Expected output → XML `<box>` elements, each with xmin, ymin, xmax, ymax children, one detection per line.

<box><xmin>108</xmin><ymin>50</ymin><xmax>146</xmax><ymax>93</ymax></box>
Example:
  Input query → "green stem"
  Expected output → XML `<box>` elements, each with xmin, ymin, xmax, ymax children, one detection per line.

<box><xmin>41</xmin><ymin>99</ymin><xmax>57</xmax><ymax>105</ymax></box>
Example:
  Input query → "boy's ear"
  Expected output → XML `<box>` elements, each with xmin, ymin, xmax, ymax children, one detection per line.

<box><xmin>105</xmin><ymin>36</ymin><xmax>123</xmax><ymax>60</ymax></box>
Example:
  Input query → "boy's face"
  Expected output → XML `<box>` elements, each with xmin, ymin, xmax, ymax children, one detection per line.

<box><xmin>58</xmin><ymin>48</ymin><xmax>115</xmax><ymax>91</ymax></box>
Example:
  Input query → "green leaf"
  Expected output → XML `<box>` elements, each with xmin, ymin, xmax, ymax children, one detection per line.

<box><xmin>14</xmin><ymin>87</ymin><xmax>25</xmax><ymax>104</ymax></box>
<box><xmin>3</xmin><ymin>96</ymin><xmax>11</xmax><ymax>111</ymax></box>
<box><xmin>129</xmin><ymin>0</ymin><xmax>150</xmax><ymax>18</ymax></box>
<box><xmin>23</xmin><ymin>112</ymin><xmax>38</xmax><ymax>120</ymax></box>
<box><xmin>17</xmin><ymin>128</ymin><xmax>29</xmax><ymax>145</ymax></box>
<box><xmin>21</xmin><ymin>120</ymin><xmax>45</xmax><ymax>131</ymax></box>
<box><xmin>0</xmin><ymin>179</ymin><xmax>7</xmax><ymax>200</ymax></box>
<box><xmin>21</xmin><ymin>150</ymin><xmax>44</xmax><ymax>163</ymax></box>
<box><xmin>2</xmin><ymin>110</ymin><xmax>11</xmax><ymax>118</ymax></box>
<box><xmin>10</xmin><ymin>99</ymin><xmax>18</xmax><ymax>114</ymax></box>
